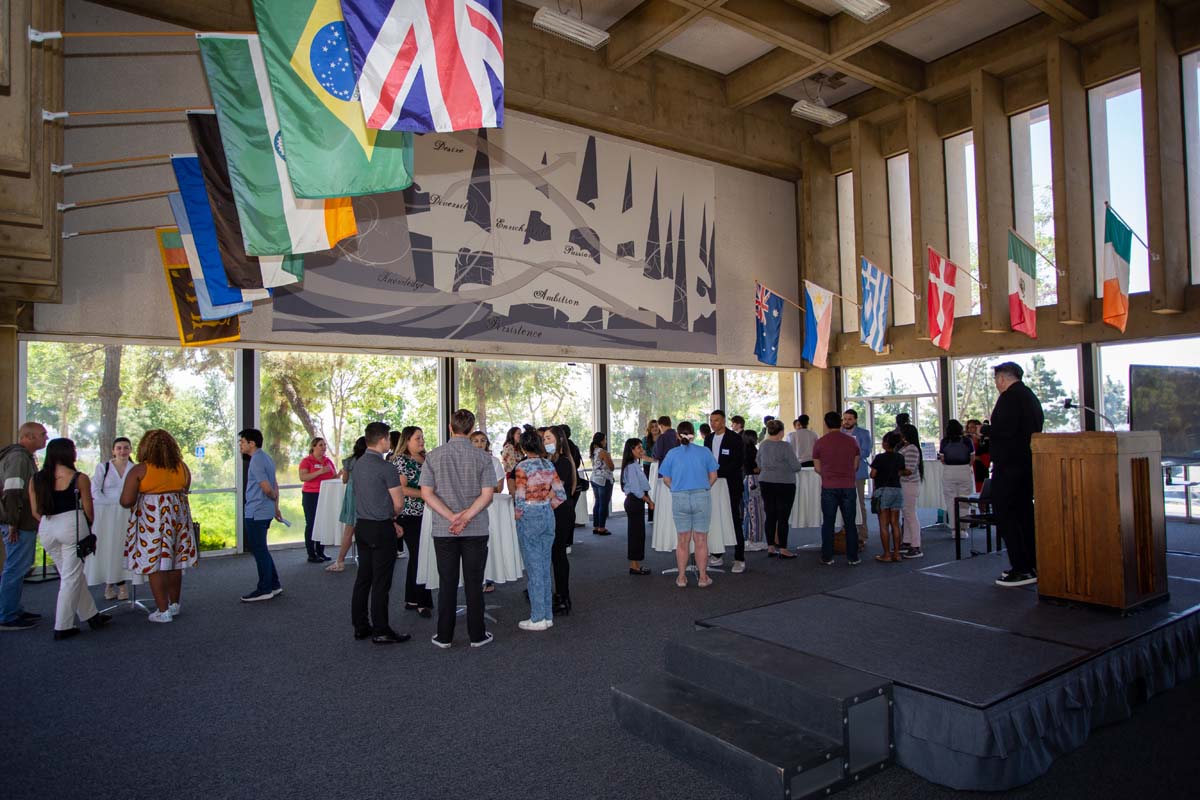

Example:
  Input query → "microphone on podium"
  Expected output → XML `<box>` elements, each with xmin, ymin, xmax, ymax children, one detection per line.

<box><xmin>1062</xmin><ymin>398</ymin><xmax>1116</xmax><ymax>431</ymax></box>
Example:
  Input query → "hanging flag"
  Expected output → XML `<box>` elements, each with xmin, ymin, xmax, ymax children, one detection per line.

<box><xmin>802</xmin><ymin>281</ymin><xmax>834</xmax><ymax>369</ymax></box>
<box><xmin>187</xmin><ymin>111</ymin><xmax>303</xmax><ymax>289</ymax></box>
<box><xmin>169</xmin><ymin>154</ymin><xmax>271</xmax><ymax>304</ymax></box>
<box><xmin>156</xmin><ymin>227</ymin><xmax>242</xmax><ymax>347</ymax></box>
<box><xmin>753</xmin><ymin>282</ymin><xmax>784</xmax><ymax>366</ymax></box>
<box><xmin>339</xmin><ymin>0</ymin><xmax>504</xmax><ymax>133</ymax></box>
<box><xmin>251</xmin><ymin>0</ymin><xmax>415</xmax><ymax>198</ymax></box>
<box><xmin>927</xmin><ymin>247</ymin><xmax>958</xmax><ymax>351</ymax></box>
<box><xmin>1007</xmin><ymin>231</ymin><xmax>1037</xmax><ymax>339</ymax></box>
<box><xmin>196</xmin><ymin>33</ymin><xmax>357</xmax><ymax>256</ymax></box>
<box><xmin>167</xmin><ymin>193</ymin><xmax>254</xmax><ymax>321</ymax></box>
<box><xmin>1102</xmin><ymin>205</ymin><xmax>1132</xmax><ymax>333</ymax></box>
<box><xmin>859</xmin><ymin>257</ymin><xmax>891</xmax><ymax>354</ymax></box>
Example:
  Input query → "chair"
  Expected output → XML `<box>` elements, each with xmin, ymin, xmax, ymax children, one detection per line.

<box><xmin>953</xmin><ymin>479</ymin><xmax>999</xmax><ymax>560</ymax></box>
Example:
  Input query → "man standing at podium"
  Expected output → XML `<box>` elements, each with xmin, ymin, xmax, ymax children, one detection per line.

<box><xmin>986</xmin><ymin>362</ymin><xmax>1044</xmax><ymax>588</ymax></box>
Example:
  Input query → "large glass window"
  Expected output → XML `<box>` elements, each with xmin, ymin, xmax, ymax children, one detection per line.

<box><xmin>887</xmin><ymin>153</ymin><xmax>916</xmax><ymax>325</ymax></box>
<box><xmin>837</xmin><ymin>171</ymin><xmax>858</xmax><ymax>332</ymax></box>
<box><xmin>1090</xmin><ymin>73</ymin><xmax>1149</xmax><ymax>296</ymax></box>
<box><xmin>456</xmin><ymin>359</ymin><xmax>594</xmax><ymax>451</ymax></box>
<box><xmin>952</xmin><ymin>348</ymin><xmax>1080</xmax><ymax>433</ymax></box>
<box><xmin>1183</xmin><ymin>51</ymin><xmax>1200</xmax><ymax>285</ymax></box>
<box><xmin>24</xmin><ymin>341</ymin><xmax>237</xmax><ymax>551</ymax></box>
<box><xmin>725</xmin><ymin>370</ymin><xmax>782</xmax><ymax>431</ymax></box>
<box><xmin>842</xmin><ymin>360</ymin><xmax>941</xmax><ymax>452</ymax></box>
<box><xmin>260</xmin><ymin>351</ymin><xmax>439</xmax><ymax>544</ymax></box>
<box><xmin>944</xmin><ymin>131</ymin><xmax>980</xmax><ymax>315</ymax></box>
<box><xmin>1011</xmin><ymin>105</ymin><xmax>1058</xmax><ymax>305</ymax></box>
<box><xmin>608</xmin><ymin>364</ymin><xmax>714</xmax><ymax>452</ymax></box>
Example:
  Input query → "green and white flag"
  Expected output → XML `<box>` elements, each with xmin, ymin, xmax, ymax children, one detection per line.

<box><xmin>1102</xmin><ymin>205</ymin><xmax>1131</xmax><ymax>333</ymax></box>
<box><xmin>1007</xmin><ymin>230</ymin><xmax>1037</xmax><ymax>339</ymax></box>
<box><xmin>196</xmin><ymin>33</ymin><xmax>357</xmax><ymax>256</ymax></box>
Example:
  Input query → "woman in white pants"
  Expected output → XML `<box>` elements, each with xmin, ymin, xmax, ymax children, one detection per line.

<box><xmin>898</xmin><ymin>424</ymin><xmax>925</xmax><ymax>559</ymax></box>
<box><xmin>29</xmin><ymin>438</ymin><xmax>111</xmax><ymax>640</ymax></box>
<box><xmin>938</xmin><ymin>420</ymin><xmax>976</xmax><ymax>537</ymax></box>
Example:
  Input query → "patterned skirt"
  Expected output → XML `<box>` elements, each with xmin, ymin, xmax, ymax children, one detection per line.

<box><xmin>124</xmin><ymin>491</ymin><xmax>199</xmax><ymax>574</ymax></box>
<box><xmin>743</xmin><ymin>475</ymin><xmax>766</xmax><ymax>547</ymax></box>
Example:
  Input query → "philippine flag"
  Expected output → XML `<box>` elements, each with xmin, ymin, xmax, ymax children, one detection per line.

<box><xmin>802</xmin><ymin>281</ymin><xmax>834</xmax><ymax>369</ymax></box>
<box><xmin>339</xmin><ymin>0</ymin><xmax>504</xmax><ymax>133</ymax></box>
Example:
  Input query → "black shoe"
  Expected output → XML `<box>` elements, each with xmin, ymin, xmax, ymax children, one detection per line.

<box><xmin>404</xmin><ymin>602</ymin><xmax>420</xmax><ymax>612</ymax></box>
<box><xmin>320</xmin><ymin>554</ymin><xmax>332</xmax><ymax>562</ymax></box>
<box><xmin>995</xmin><ymin>572</ymin><xmax>1037</xmax><ymax>588</ymax></box>
<box><xmin>54</xmin><ymin>628</ymin><xmax>81</xmax><ymax>641</ymax></box>
<box><xmin>553</xmin><ymin>599</ymin><xmax>572</xmax><ymax>616</ymax></box>
<box><xmin>417</xmin><ymin>607</ymin><xmax>432</xmax><ymax>618</ymax></box>
<box><xmin>18</xmin><ymin>611</ymin><xmax>42</xmax><ymax>622</ymax></box>
<box><xmin>354</xmin><ymin>628</ymin><xmax>371</xmax><ymax>640</ymax></box>
<box><xmin>306</xmin><ymin>556</ymin><xmax>324</xmax><ymax>564</ymax></box>
<box><xmin>628</xmin><ymin>567</ymin><xmax>651</xmax><ymax>575</ymax></box>
<box><xmin>86</xmin><ymin>613</ymin><xmax>112</xmax><ymax>631</ymax></box>
<box><xmin>820</xmin><ymin>558</ymin><xmax>834</xmax><ymax>566</ymax></box>
<box><xmin>372</xmin><ymin>630</ymin><xmax>412</xmax><ymax>644</ymax></box>
<box><xmin>0</xmin><ymin>618</ymin><xmax>38</xmax><ymax>631</ymax></box>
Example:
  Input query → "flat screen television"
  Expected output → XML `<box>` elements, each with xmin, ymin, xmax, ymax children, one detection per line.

<box><xmin>1129</xmin><ymin>364</ymin><xmax>1200</xmax><ymax>463</ymax></box>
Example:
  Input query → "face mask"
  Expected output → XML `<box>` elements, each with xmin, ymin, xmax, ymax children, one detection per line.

<box><xmin>545</xmin><ymin>443</ymin><xmax>557</xmax><ymax>454</ymax></box>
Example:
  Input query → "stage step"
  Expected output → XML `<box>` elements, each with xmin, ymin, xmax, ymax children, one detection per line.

<box><xmin>612</xmin><ymin>674</ymin><xmax>847</xmax><ymax>800</ymax></box>
<box><xmin>667</xmin><ymin>628</ymin><xmax>894</xmax><ymax>778</ymax></box>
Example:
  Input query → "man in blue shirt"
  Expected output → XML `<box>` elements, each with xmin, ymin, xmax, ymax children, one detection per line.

<box><xmin>842</xmin><ymin>410</ymin><xmax>873</xmax><ymax>548</ymax></box>
<box><xmin>239</xmin><ymin>429</ymin><xmax>283</xmax><ymax>603</ymax></box>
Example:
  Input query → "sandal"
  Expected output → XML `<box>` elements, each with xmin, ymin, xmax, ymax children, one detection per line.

<box><xmin>675</xmin><ymin>578</ymin><xmax>688</xmax><ymax>588</ymax></box>
<box><xmin>483</xmin><ymin>581</ymin><xmax>496</xmax><ymax>593</ymax></box>
<box><xmin>697</xmin><ymin>577</ymin><xmax>713</xmax><ymax>588</ymax></box>
<box><xmin>873</xmin><ymin>554</ymin><xmax>891</xmax><ymax>563</ymax></box>
<box><xmin>890</xmin><ymin>554</ymin><xmax>903</xmax><ymax>562</ymax></box>
<box><xmin>325</xmin><ymin>562</ymin><xmax>345</xmax><ymax>572</ymax></box>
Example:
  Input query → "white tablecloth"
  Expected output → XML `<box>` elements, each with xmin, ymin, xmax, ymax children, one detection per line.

<box><xmin>919</xmin><ymin>460</ymin><xmax>944</xmax><ymax>510</ymax></box>
<box><xmin>575</xmin><ymin>487</ymin><xmax>589</xmax><ymax>526</ymax></box>
<box><xmin>651</xmin><ymin>478</ymin><xmax>731</xmax><ymax>555</ymax></box>
<box><xmin>314</xmin><ymin>480</ymin><xmax>347</xmax><ymax>547</ymax></box>
<box><xmin>415</xmin><ymin>494</ymin><xmax>524</xmax><ymax>589</ymax></box>
<box><xmin>789</xmin><ymin>469</ymin><xmax>823</xmax><ymax>528</ymax></box>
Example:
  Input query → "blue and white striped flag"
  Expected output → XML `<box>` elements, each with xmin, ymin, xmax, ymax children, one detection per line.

<box><xmin>859</xmin><ymin>256</ymin><xmax>892</xmax><ymax>354</ymax></box>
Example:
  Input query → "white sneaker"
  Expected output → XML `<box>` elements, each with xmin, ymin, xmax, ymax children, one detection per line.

<box><xmin>431</xmin><ymin>635</ymin><xmax>452</xmax><ymax>649</ymax></box>
<box><xmin>731</xmin><ymin>561</ymin><xmax>746</xmax><ymax>574</ymax></box>
<box><xmin>104</xmin><ymin>585</ymin><xmax>117</xmax><ymax>601</ymax></box>
<box><xmin>167</xmin><ymin>602</ymin><xmax>180</xmax><ymax>617</ymax></box>
<box><xmin>470</xmin><ymin>632</ymin><xmax>494</xmax><ymax>648</ymax></box>
<box><xmin>148</xmin><ymin>610</ymin><xmax>172</xmax><ymax>624</ymax></box>
<box><xmin>518</xmin><ymin>619</ymin><xmax>551</xmax><ymax>631</ymax></box>
<box><xmin>708</xmin><ymin>556</ymin><xmax>724</xmax><ymax>568</ymax></box>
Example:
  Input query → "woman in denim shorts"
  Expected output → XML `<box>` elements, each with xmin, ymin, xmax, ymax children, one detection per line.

<box><xmin>869</xmin><ymin>431</ymin><xmax>909</xmax><ymax>562</ymax></box>
<box><xmin>657</xmin><ymin>421</ymin><xmax>720</xmax><ymax>587</ymax></box>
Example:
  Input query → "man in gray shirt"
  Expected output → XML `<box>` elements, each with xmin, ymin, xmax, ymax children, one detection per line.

<box><xmin>421</xmin><ymin>408</ymin><xmax>497</xmax><ymax>649</ymax></box>
<box><xmin>351</xmin><ymin>421</ymin><xmax>410</xmax><ymax>645</ymax></box>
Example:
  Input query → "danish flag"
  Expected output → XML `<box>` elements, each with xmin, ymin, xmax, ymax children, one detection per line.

<box><xmin>927</xmin><ymin>247</ymin><xmax>958</xmax><ymax>351</ymax></box>
<box><xmin>339</xmin><ymin>0</ymin><xmax>504</xmax><ymax>133</ymax></box>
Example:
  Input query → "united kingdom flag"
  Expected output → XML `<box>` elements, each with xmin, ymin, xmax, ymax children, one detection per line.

<box><xmin>339</xmin><ymin>0</ymin><xmax>503</xmax><ymax>133</ymax></box>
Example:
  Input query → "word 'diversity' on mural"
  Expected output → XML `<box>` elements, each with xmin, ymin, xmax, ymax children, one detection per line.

<box><xmin>272</xmin><ymin>116</ymin><xmax>718</xmax><ymax>352</ymax></box>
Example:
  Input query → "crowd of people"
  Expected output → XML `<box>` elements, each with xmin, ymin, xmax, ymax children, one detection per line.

<box><xmin>0</xmin><ymin>360</ymin><xmax>1044</xmax><ymax>641</ymax></box>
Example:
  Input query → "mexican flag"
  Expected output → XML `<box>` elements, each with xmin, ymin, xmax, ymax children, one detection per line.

<box><xmin>1007</xmin><ymin>231</ymin><xmax>1037</xmax><ymax>339</ymax></box>
<box><xmin>251</xmin><ymin>0</ymin><xmax>415</xmax><ymax>198</ymax></box>
<box><xmin>1102</xmin><ymin>205</ymin><xmax>1132</xmax><ymax>332</ymax></box>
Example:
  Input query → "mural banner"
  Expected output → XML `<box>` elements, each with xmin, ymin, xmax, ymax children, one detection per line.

<box><xmin>273</xmin><ymin>115</ymin><xmax>717</xmax><ymax>352</ymax></box>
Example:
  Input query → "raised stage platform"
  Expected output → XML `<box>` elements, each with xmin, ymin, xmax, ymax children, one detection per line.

<box><xmin>614</xmin><ymin>550</ymin><xmax>1200</xmax><ymax>797</ymax></box>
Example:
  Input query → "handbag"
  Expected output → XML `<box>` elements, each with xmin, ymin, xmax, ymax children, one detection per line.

<box><xmin>73</xmin><ymin>473</ymin><xmax>98</xmax><ymax>560</ymax></box>
<box><xmin>870</xmin><ymin>489</ymin><xmax>882</xmax><ymax>515</ymax></box>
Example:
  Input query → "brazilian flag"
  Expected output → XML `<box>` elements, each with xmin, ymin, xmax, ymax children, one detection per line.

<box><xmin>252</xmin><ymin>0</ymin><xmax>414</xmax><ymax>199</ymax></box>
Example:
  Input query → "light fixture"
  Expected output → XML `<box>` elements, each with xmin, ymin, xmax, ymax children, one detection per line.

<box><xmin>791</xmin><ymin>98</ymin><xmax>848</xmax><ymax>127</ymax></box>
<box><xmin>832</xmin><ymin>0</ymin><xmax>891</xmax><ymax>23</ymax></box>
<box><xmin>533</xmin><ymin>7</ymin><xmax>610</xmax><ymax>51</ymax></box>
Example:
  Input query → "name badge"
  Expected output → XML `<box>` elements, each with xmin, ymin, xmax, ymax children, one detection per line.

<box><xmin>721</xmin><ymin>448</ymin><xmax>730</xmax><ymax>455</ymax></box>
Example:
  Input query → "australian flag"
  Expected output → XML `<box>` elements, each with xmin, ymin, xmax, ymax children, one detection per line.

<box><xmin>339</xmin><ymin>0</ymin><xmax>504</xmax><ymax>133</ymax></box>
<box><xmin>754</xmin><ymin>281</ymin><xmax>784</xmax><ymax>366</ymax></box>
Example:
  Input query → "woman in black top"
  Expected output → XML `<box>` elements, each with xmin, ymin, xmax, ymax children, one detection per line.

<box><xmin>545</xmin><ymin>426</ymin><xmax>576</xmax><ymax>615</ymax></box>
<box><xmin>869</xmin><ymin>432</ymin><xmax>909</xmax><ymax>562</ymax></box>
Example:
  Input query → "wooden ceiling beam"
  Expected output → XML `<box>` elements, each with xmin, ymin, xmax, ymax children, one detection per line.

<box><xmin>726</xmin><ymin>48</ymin><xmax>821</xmax><ymax>108</ymax></box>
<box><xmin>1025</xmin><ymin>0</ymin><xmax>1097</xmax><ymax>25</ymax></box>
<box><xmin>839</xmin><ymin>42</ymin><xmax>926</xmax><ymax>95</ymax></box>
<box><xmin>710</xmin><ymin>0</ymin><xmax>829</xmax><ymax>57</ymax></box>
<box><xmin>606</xmin><ymin>0</ymin><xmax>706</xmax><ymax>71</ymax></box>
<box><xmin>829</xmin><ymin>0</ymin><xmax>960</xmax><ymax>56</ymax></box>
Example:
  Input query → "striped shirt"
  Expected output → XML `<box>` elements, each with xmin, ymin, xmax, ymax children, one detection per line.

<box><xmin>900</xmin><ymin>443</ymin><xmax>922</xmax><ymax>484</ymax></box>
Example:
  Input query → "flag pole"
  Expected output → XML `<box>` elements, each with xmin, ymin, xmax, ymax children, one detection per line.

<box><xmin>1104</xmin><ymin>201</ymin><xmax>1157</xmax><ymax>260</ymax></box>
<box><xmin>29</xmin><ymin>28</ymin><xmax>254</xmax><ymax>40</ymax></box>
<box><xmin>755</xmin><ymin>280</ymin><xmax>806</xmax><ymax>312</ymax></box>
<box><xmin>927</xmin><ymin>243</ymin><xmax>988</xmax><ymax>290</ymax></box>
<box><xmin>62</xmin><ymin>224</ymin><xmax>170</xmax><ymax>238</ymax></box>
<box><xmin>57</xmin><ymin>189</ymin><xmax>174</xmax><ymax>211</ymax></box>
<box><xmin>1008</xmin><ymin>228</ymin><xmax>1064</xmax><ymax>276</ymax></box>
<box><xmin>52</xmin><ymin>153</ymin><xmax>172</xmax><ymax>173</ymax></box>
<box><xmin>42</xmin><ymin>107</ymin><xmax>213</xmax><ymax>120</ymax></box>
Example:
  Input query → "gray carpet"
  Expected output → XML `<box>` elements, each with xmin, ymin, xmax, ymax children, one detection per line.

<box><xmin>3</xmin><ymin>513</ymin><xmax>1199</xmax><ymax>799</ymax></box>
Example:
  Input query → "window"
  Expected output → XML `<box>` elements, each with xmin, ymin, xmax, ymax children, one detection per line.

<box><xmin>1090</xmin><ymin>74</ymin><xmax>1149</xmax><ymax>296</ymax></box>
<box><xmin>725</xmin><ymin>370</ymin><xmax>782</xmax><ymax>431</ymax></box>
<box><xmin>952</xmin><ymin>348</ymin><xmax>1081</xmax><ymax>433</ymax></box>
<box><xmin>456</xmin><ymin>358</ymin><xmax>594</xmax><ymax>452</ymax></box>
<box><xmin>607</xmin><ymin>364</ymin><xmax>715</xmax><ymax>452</ymax></box>
<box><xmin>1010</xmin><ymin>105</ymin><xmax>1058</xmax><ymax>305</ymax></box>
<box><xmin>260</xmin><ymin>351</ymin><xmax>440</xmax><ymax>544</ymax></box>
<box><xmin>836</xmin><ymin>171</ymin><xmax>858</xmax><ymax>332</ymax></box>
<box><xmin>886</xmin><ymin>154</ymin><xmax>916</xmax><ymax>325</ymax></box>
<box><xmin>842</xmin><ymin>360</ymin><xmax>941</xmax><ymax>453</ymax></box>
<box><xmin>944</xmin><ymin>131</ymin><xmax>980</xmax><ymax>314</ymax></box>
<box><xmin>1183</xmin><ymin>52</ymin><xmax>1200</xmax><ymax>284</ymax></box>
<box><xmin>24</xmin><ymin>341</ymin><xmax>238</xmax><ymax>551</ymax></box>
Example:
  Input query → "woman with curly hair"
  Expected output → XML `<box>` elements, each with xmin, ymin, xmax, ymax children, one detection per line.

<box><xmin>120</xmin><ymin>430</ymin><xmax>198</xmax><ymax>623</ymax></box>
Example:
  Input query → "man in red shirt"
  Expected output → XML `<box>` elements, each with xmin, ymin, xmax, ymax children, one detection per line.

<box><xmin>812</xmin><ymin>411</ymin><xmax>861</xmax><ymax>565</ymax></box>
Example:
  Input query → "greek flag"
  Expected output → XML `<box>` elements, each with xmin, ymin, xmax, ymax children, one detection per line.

<box><xmin>859</xmin><ymin>257</ymin><xmax>891</xmax><ymax>354</ymax></box>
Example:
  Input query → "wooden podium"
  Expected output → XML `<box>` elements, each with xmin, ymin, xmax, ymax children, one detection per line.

<box><xmin>1032</xmin><ymin>431</ymin><xmax>1168</xmax><ymax>611</ymax></box>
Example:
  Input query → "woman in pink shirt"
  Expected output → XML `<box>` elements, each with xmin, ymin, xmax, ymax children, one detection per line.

<box><xmin>299</xmin><ymin>437</ymin><xmax>338</xmax><ymax>563</ymax></box>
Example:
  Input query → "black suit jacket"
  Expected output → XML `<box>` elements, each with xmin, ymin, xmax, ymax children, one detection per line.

<box><xmin>703</xmin><ymin>429</ymin><xmax>745</xmax><ymax>483</ymax></box>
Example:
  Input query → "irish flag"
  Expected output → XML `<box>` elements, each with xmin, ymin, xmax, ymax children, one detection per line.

<box><xmin>1007</xmin><ymin>231</ymin><xmax>1037</xmax><ymax>339</ymax></box>
<box><xmin>1102</xmin><ymin>205</ymin><xmax>1132</xmax><ymax>332</ymax></box>
<box><xmin>802</xmin><ymin>281</ymin><xmax>834</xmax><ymax>369</ymax></box>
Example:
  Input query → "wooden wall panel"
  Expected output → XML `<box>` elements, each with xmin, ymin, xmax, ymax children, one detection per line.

<box><xmin>971</xmin><ymin>71</ymin><xmax>1014</xmax><ymax>333</ymax></box>
<box><xmin>907</xmin><ymin>98</ymin><xmax>947</xmax><ymax>340</ymax></box>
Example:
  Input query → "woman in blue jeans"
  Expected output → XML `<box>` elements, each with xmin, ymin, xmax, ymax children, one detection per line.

<box><xmin>589</xmin><ymin>432</ymin><xmax>614</xmax><ymax>535</ymax></box>
<box><xmin>657</xmin><ymin>421</ymin><xmax>719</xmax><ymax>588</ymax></box>
<box><xmin>513</xmin><ymin>429</ymin><xmax>567</xmax><ymax>632</ymax></box>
